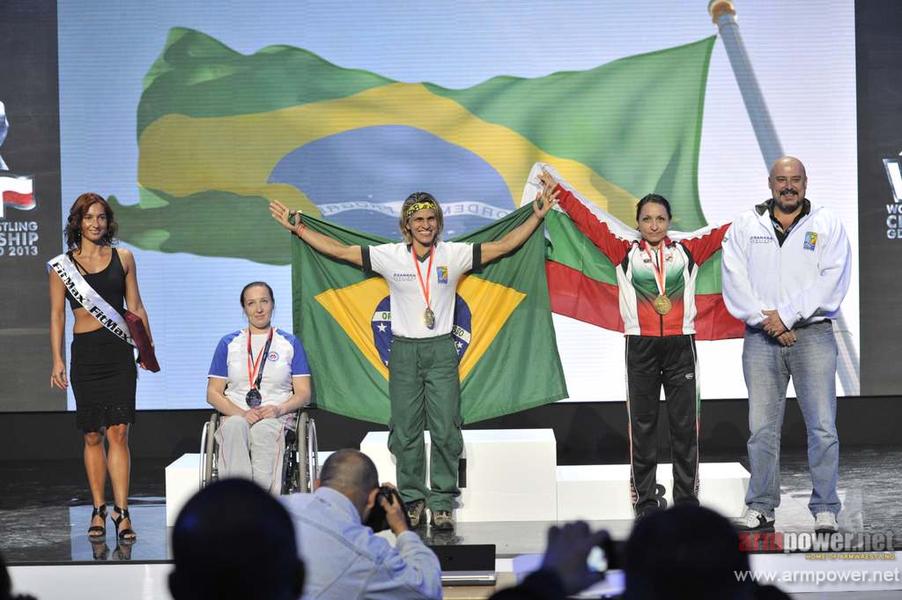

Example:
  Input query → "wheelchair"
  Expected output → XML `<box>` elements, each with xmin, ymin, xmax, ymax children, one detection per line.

<box><xmin>199</xmin><ymin>407</ymin><xmax>319</xmax><ymax>494</ymax></box>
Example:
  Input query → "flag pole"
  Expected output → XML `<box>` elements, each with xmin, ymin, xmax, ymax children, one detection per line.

<box><xmin>708</xmin><ymin>0</ymin><xmax>860</xmax><ymax>395</ymax></box>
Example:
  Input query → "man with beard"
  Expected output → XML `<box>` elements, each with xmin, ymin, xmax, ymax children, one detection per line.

<box><xmin>721</xmin><ymin>156</ymin><xmax>851</xmax><ymax>535</ymax></box>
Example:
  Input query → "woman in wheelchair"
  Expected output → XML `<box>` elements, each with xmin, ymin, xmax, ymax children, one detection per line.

<box><xmin>206</xmin><ymin>281</ymin><xmax>311</xmax><ymax>493</ymax></box>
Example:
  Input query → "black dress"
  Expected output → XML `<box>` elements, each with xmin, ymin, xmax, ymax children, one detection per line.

<box><xmin>65</xmin><ymin>249</ymin><xmax>137</xmax><ymax>432</ymax></box>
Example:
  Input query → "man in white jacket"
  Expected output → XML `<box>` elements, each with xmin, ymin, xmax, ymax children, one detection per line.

<box><xmin>721</xmin><ymin>156</ymin><xmax>851</xmax><ymax>535</ymax></box>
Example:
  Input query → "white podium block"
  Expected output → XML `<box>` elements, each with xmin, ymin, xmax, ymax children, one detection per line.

<box><xmin>696</xmin><ymin>462</ymin><xmax>750</xmax><ymax>518</ymax></box>
<box><xmin>556</xmin><ymin>464</ymin><xmax>635</xmax><ymax>520</ymax></box>
<box><xmin>557</xmin><ymin>462</ymin><xmax>750</xmax><ymax>520</ymax></box>
<box><xmin>360</xmin><ymin>429</ymin><xmax>557</xmax><ymax>522</ymax></box>
<box><xmin>165</xmin><ymin>453</ymin><xmax>202</xmax><ymax>526</ymax></box>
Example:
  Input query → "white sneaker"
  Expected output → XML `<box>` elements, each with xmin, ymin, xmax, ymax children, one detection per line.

<box><xmin>814</xmin><ymin>511</ymin><xmax>838</xmax><ymax>534</ymax></box>
<box><xmin>735</xmin><ymin>508</ymin><xmax>775</xmax><ymax>531</ymax></box>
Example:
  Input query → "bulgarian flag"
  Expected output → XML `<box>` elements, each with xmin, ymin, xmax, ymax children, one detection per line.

<box><xmin>522</xmin><ymin>163</ymin><xmax>744</xmax><ymax>341</ymax></box>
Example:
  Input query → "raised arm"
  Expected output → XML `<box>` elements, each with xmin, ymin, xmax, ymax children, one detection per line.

<box><xmin>49</xmin><ymin>270</ymin><xmax>68</xmax><ymax>389</ymax></box>
<box><xmin>538</xmin><ymin>171</ymin><xmax>631</xmax><ymax>265</ymax></box>
<box><xmin>269</xmin><ymin>200</ymin><xmax>362</xmax><ymax>267</ymax></box>
<box><xmin>481</xmin><ymin>186</ymin><xmax>559</xmax><ymax>265</ymax></box>
<box><xmin>680</xmin><ymin>223</ymin><xmax>731</xmax><ymax>266</ymax></box>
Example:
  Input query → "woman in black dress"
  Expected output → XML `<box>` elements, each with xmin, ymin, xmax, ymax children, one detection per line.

<box><xmin>49</xmin><ymin>193</ymin><xmax>154</xmax><ymax>541</ymax></box>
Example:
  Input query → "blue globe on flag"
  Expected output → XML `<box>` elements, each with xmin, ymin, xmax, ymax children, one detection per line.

<box><xmin>268</xmin><ymin>125</ymin><xmax>514</xmax><ymax>240</ymax></box>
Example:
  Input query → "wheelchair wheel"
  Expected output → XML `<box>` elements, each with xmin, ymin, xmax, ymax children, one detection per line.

<box><xmin>281</xmin><ymin>419</ymin><xmax>301</xmax><ymax>495</ymax></box>
<box><xmin>305</xmin><ymin>413</ymin><xmax>319</xmax><ymax>493</ymax></box>
<box><xmin>296</xmin><ymin>412</ymin><xmax>311</xmax><ymax>493</ymax></box>
<box><xmin>280</xmin><ymin>410</ymin><xmax>319</xmax><ymax>494</ymax></box>
<box><xmin>200</xmin><ymin>412</ymin><xmax>219</xmax><ymax>488</ymax></box>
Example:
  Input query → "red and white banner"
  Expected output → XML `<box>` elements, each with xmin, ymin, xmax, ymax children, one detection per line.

<box><xmin>0</xmin><ymin>173</ymin><xmax>35</xmax><ymax>218</ymax></box>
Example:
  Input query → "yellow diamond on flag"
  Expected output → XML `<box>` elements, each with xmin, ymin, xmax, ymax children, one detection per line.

<box><xmin>315</xmin><ymin>273</ymin><xmax>525</xmax><ymax>383</ymax></box>
<box><xmin>456</xmin><ymin>274</ymin><xmax>525</xmax><ymax>380</ymax></box>
<box><xmin>315</xmin><ymin>277</ymin><xmax>390</xmax><ymax>380</ymax></box>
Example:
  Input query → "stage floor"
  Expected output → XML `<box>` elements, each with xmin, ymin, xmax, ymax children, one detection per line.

<box><xmin>2</xmin><ymin>446</ymin><xmax>901</xmax><ymax>598</ymax></box>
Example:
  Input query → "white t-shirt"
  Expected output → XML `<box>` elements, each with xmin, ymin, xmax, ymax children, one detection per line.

<box><xmin>208</xmin><ymin>328</ymin><xmax>311</xmax><ymax>410</ymax></box>
<box><xmin>366</xmin><ymin>241</ymin><xmax>476</xmax><ymax>338</ymax></box>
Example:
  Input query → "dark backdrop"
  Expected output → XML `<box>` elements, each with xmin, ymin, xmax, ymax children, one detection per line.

<box><xmin>857</xmin><ymin>0</ymin><xmax>902</xmax><ymax>395</ymax></box>
<box><xmin>0</xmin><ymin>0</ymin><xmax>63</xmax><ymax>410</ymax></box>
<box><xmin>0</xmin><ymin>396</ymin><xmax>897</xmax><ymax>464</ymax></box>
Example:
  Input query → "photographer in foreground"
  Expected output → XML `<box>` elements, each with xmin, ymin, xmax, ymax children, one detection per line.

<box><xmin>492</xmin><ymin>506</ymin><xmax>791</xmax><ymax>600</ymax></box>
<box><xmin>281</xmin><ymin>449</ymin><xmax>442</xmax><ymax>600</ymax></box>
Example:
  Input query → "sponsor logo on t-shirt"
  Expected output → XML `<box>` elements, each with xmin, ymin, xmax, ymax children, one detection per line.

<box><xmin>268</xmin><ymin>351</ymin><xmax>279</xmax><ymax>362</ymax></box>
<box><xmin>392</xmin><ymin>272</ymin><xmax>416</xmax><ymax>282</ymax></box>
<box><xmin>750</xmin><ymin>235</ymin><xmax>772</xmax><ymax>244</ymax></box>
<box><xmin>436</xmin><ymin>266</ymin><xmax>448</xmax><ymax>284</ymax></box>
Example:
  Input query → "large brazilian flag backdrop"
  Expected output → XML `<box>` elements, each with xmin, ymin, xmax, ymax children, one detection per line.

<box><xmin>110</xmin><ymin>27</ymin><xmax>721</xmax><ymax>415</ymax></box>
<box><xmin>116</xmin><ymin>28</ymin><xmax>716</xmax><ymax>262</ymax></box>
<box><xmin>47</xmin><ymin>2</ymin><xmax>862</xmax><ymax>411</ymax></box>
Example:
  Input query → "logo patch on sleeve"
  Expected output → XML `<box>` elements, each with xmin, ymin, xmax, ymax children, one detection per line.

<box><xmin>803</xmin><ymin>231</ymin><xmax>818</xmax><ymax>251</ymax></box>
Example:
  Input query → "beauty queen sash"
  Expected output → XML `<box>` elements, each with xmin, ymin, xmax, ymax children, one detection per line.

<box><xmin>48</xmin><ymin>252</ymin><xmax>160</xmax><ymax>371</ymax></box>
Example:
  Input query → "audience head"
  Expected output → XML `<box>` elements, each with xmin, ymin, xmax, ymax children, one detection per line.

<box><xmin>624</xmin><ymin>504</ymin><xmax>756</xmax><ymax>600</ymax></box>
<box><xmin>0</xmin><ymin>551</ymin><xmax>37</xmax><ymax>600</ymax></box>
<box><xmin>169</xmin><ymin>479</ymin><xmax>305</xmax><ymax>600</ymax></box>
<box><xmin>316</xmin><ymin>449</ymin><xmax>380</xmax><ymax>519</ymax></box>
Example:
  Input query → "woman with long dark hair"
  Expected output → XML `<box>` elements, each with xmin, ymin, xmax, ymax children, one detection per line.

<box><xmin>48</xmin><ymin>193</ymin><xmax>154</xmax><ymax>542</ymax></box>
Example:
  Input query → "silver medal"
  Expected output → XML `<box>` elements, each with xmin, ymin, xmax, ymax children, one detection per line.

<box><xmin>424</xmin><ymin>307</ymin><xmax>435</xmax><ymax>329</ymax></box>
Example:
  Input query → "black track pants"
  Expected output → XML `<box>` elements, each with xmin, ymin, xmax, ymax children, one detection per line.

<box><xmin>625</xmin><ymin>334</ymin><xmax>700</xmax><ymax>513</ymax></box>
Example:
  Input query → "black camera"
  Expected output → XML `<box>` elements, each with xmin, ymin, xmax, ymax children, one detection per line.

<box><xmin>587</xmin><ymin>531</ymin><xmax>621</xmax><ymax>573</ymax></box>
<box><xmin>364</xmin><ymin>485</ymin><xmax>411</xmax><ymax>532</ymax></box>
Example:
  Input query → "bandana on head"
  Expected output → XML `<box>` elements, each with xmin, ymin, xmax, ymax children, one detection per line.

<box><xmin>405</xmin><ymin>201</ymin><xmax>437</xmax><ymax>219</ymax></box>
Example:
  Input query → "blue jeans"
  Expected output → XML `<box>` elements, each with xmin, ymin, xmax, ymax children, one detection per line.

<box><xmin>742</xmin><ymin>321</ymin><xmax>840</xmax><ymax>518</ymax></box>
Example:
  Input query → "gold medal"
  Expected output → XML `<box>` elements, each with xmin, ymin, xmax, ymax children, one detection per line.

<box><xmin>412</xmin><ymin>245</ymin><xmax>437</xmax><ymax>331</ymax></box>
<box><xmin>653</xmin><ymin>294</ymin><xmax>672</xmax><ymax>316</ymax></box>
<box><xmin>645</xmin><ymin>244</ymin><xmax>672</xmax><ymax>317</ymax></box>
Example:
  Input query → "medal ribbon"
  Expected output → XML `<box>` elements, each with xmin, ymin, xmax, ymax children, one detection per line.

<box><xmin>644</xmin><ymin>245</ymin><xmax>667</xmax><ymax>297</ymax></box>
<box><xmin>246</xmin><ymin>327</ymin><xmax>274</xmax><ymax>390</ymax></box>
<box><xmin>411</xmin><ymin>245</ymin><xmax>435</xmax><ymax>312</ymax></box>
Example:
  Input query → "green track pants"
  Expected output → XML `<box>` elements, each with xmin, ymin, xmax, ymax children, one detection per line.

<box><xmin>388</xmin><ymin>334</ymin><xmax>463</xmax><ymax>511</ymax></box>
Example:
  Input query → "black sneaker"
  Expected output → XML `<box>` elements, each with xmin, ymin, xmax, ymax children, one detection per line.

<box><xmin>405</xmin><ymin>500</ymin><xmax>426</xmax><ymax>528</ymax></box>
<box><xmin>735</xmin><ymin>508</ymin><xmax>776</xmax><ymax>531</ymax></box>
<box><xmin>635</xmin><ymin>504</ymin><xmax>661</xmax><ymax>521</ymax></box>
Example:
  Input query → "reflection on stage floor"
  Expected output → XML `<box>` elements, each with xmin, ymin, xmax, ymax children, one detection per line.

<box><xmin>3</xmin><ymin>446</ymin><xmax>901</xmax><ymax>564</ymax></box>
<box><xmin>2</xmin><ymin>447</ymin><xmax>901</xmax><ymax>599</ymax></box>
